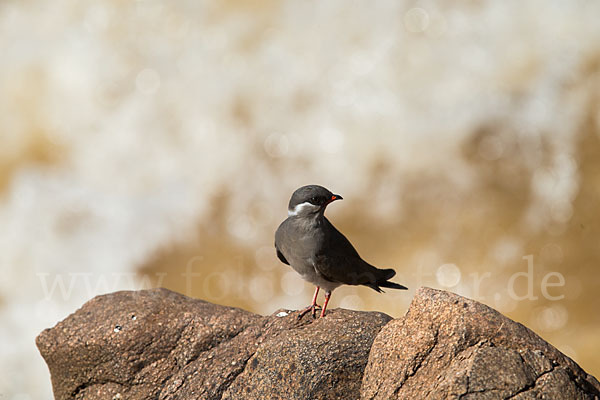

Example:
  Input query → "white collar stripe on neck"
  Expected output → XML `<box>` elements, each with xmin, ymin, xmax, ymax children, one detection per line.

<box><xmin>288</xmin><ymin>201</ymin><xmax>319</xmax><ymax>216</ymax></box>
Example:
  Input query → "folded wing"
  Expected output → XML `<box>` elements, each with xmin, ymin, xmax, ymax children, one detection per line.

<box><xmin>314</xmin><ymin>218</ymin><xmax>407</xmax><ymax>292</ymax></box>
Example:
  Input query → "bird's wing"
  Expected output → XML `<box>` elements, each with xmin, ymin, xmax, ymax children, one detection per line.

<box><xmin>313</xmin><ymin>218</ymin><xmax>381</xmax><ymax>285</ymax></box>
<box><xmin>274</xmin><ymin>220</ymin><xmax>290</xmax><ymax>266</ymax></box>
<box><xmin>322</xmin><ymin>217</ymin><xmax>361</xmax><ymax>258</ymax></box>
<box><xmin>275</xmin><ymin>244</ymin><xmax>289</xmax><ymax>265</ymax></box>
<box><xmin>314</xmin><ymin>251</ymin><xmax>379</xmax><ymax>286</ymax></box>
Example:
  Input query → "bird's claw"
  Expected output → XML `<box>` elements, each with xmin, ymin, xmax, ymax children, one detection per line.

<box><xmin>297</xmin><ymin>304</ymin><xmax>322</xmax><ymax>319</ymax></box>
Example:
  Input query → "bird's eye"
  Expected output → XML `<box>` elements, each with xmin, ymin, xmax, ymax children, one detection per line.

<box><xmin>310</xmin><ymin>196</ymin><xmax>319</xmax><ymax>204</ymax></box>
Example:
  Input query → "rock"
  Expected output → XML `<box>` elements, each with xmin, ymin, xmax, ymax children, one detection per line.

<box><xmin>37</xmin><ymin>287</ymin><xmax>600</xmax><ymax>400</ymax></box>
<box><xmin>221</xmin><ymin>309</ymin><xmax>388</xmax><ymax>400</ymax></box>
<box><xmin>36</xmin><ymin>288</ymin><xmax>391</xmax><ymax>400</ymax></box>
<box><xmin>361</xmin><ymin>287</ymin><xmax>600</xmax><ymax>400</ymax></box>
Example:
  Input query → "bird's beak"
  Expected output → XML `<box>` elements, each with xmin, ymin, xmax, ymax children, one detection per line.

<box><xmin>330</xmin><ymin>194</ymin><xmax>343</xmax><ymax>202</ymax></box>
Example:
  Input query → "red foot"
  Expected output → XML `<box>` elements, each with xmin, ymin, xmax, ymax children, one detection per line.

<box><xmin>298</xmin><ymin>304</ymin><xmax>321</xmax><ymax>319</ymax></box>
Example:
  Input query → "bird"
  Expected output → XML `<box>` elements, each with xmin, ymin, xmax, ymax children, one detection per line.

<box><xmin>274</xmin><ymin>184</ymin><xmax>407</xmax><ymax>318</ymax></box>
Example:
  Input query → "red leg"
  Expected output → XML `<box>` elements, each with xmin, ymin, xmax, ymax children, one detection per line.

<box><xmin>298</xmin><ymin>287</ymin><xmax>321</xmax><ymax>319</ymax></box>
<box><xmin>310</xmin><ymin>286</ymin><xmax>319</xmax><ymax>312</ymax></box>
<box><xmin>320</xmin><ymin>290</ymin><xmax>331</xmax><ymax>318</ymax></box>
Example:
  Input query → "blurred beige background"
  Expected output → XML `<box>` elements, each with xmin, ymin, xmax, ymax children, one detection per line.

<box><xmin>1</xmin><ymin>1</ymin><xmax>600</xmax><ymax>398</ymax></box>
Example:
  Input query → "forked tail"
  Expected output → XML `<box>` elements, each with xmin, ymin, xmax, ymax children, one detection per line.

<box><xmin>366</xmin><ymin>267</ymin><xmax>408</xmax><ymax>292</ymax></box>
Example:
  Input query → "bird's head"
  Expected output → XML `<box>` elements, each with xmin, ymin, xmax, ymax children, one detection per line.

<box><xmin>287</xmin><ymin>185</ymin><xmax>342</xmax><ymax>217</ymax></box>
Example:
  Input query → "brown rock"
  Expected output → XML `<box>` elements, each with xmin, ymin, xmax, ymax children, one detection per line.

<box><xmin>221</xmin><ymin>309</ymin><xmax>390</xmax><ymax>400</ymax></box>
<box><xmin>36</xmin><ymin>288</ymin><xmax>391</xmax><ymax>400</ymax></box>
<box><xmin>36</xmin><ymin>287</ymin><xmax>600</xmax><ymax>399</ymax></box>
<box><xmin>361</xmin><ymin>287</ymin><xmax>600</xmax><ymax>400</ymax></box>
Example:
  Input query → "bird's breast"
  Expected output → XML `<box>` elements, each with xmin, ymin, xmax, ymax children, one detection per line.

<box><xmin>278</xmin><ymin>222</ymin><xmax>324</xmax><ymax>270</ymax></box>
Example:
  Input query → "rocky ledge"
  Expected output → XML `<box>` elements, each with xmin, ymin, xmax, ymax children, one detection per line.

<box><xmin>37</xmin><ymin>287</ymin><xmax>599</xmax><ymax>400</ymax></box>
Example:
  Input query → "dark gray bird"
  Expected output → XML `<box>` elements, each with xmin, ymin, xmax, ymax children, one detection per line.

<box><xmin>275</xmin><ymin>184</ymin><xmax>407</xmax><ymax>318</ymax></box>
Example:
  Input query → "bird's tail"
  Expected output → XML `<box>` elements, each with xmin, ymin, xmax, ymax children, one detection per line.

<box><xmin>364</xmin><ymin>267</ymin><xmax>408</xmax><ymax>292</ymax></box>
<box><xmin>379</xmin><ymin>268</ymin><xmax>396</xmax><ymax>281</ymax></box>
<box><xmin>378</xmin><ymin>280</ymin><xmax>408</xmax><ymax>290</ymax></box>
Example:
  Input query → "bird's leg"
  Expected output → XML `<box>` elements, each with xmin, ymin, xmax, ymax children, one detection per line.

<box><xmin>309</xmin><ymin>286</ymin><xmax>322</xmax><ymax>317</ymax></box>
<box><xmin>298</xmin><ymin>286</ymin><xmax>321</xmax><ymax>319</ymax></box>
<box><xmin>320</xmin><ymin>290</ymin><xmax>332</xmax><ymax>318</ymax></box>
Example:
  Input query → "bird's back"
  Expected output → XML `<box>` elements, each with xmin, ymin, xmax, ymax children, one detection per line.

<box><xmin>321</xmin><ymin>217</ymin><xmax>361</xmax><ymax>259</ymax></box>
<box><xmin>311</xmin><ymin>218</ymin><xmax>396</xmax><ymax>286</ymax></box>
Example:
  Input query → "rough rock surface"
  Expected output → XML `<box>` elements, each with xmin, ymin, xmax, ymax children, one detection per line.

<box><xmin>362</xmin><ymin>287</ymin><xmax>600</xmax><ymax>400</ymax></box>
<box><xmin>37</xmin><ymin>287</ymin><xmax>600</xmax><ymax>400</ymax></box>
<box><xmin>36</xmin><ymin>288</ymin><xmax>391</xmax><ymax>400</ymax></box>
